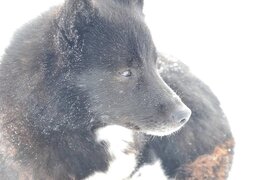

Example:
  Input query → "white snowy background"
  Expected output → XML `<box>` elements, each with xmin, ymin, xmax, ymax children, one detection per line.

<box><xmin>0</xmin><ymin>0</ymin><xmax>269</xmax><ymax>179</ymax></box>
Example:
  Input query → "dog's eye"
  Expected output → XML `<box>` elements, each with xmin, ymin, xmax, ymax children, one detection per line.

<box><xmin>120</xmin><ymin>70</ymin><xmax>132</xmax><ymax>77</ymax></box>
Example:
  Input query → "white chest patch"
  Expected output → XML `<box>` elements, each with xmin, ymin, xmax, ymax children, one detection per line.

<box><xmin>84</xmin><ymin>125</ymin><xmax>169</xmax><ymax>180</ymax></box>
<box><xmin>85</xmin><ymin>125</ymin><xmax>137</xmax><ymax>180</ymax></box>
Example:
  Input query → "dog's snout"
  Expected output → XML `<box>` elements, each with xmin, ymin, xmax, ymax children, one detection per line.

<box><xmin>171</xmin><ymin>105</ymin><xmax>192</xmax><ymax>125</ymax></box>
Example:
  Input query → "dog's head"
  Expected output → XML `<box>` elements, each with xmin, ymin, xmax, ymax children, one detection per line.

<box><xmin>55</xmin><ymin>0</ymin><xmax>191</xmax><ymax>136</ymax></box>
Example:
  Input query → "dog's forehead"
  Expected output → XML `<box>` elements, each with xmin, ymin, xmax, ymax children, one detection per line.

<box><xmin>110</xmin><ymin>19</ymin><xmax>154</xmax><ymax>66</ymax></box>
<box><xmin>86</xmin><ymin>22</ymin><xmax>153</xmax><ymax>66</ymax></box>
<box><xmin>109</xmin><ymin>23</ymin><xmax>154</xmax><ymax>67</ymax></box>
<box><xmin>82</xmin><ymin>0</ymin><xmax>155</xmax><ymax>67</ymax></box>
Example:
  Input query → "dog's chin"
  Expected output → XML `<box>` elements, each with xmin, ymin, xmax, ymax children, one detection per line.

<box><xmin>143</xmin><ymin>125</ymin><xmax>185</xmax><ymax>137</ymax></box>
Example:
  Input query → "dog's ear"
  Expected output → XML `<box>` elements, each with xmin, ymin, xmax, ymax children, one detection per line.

<box><xmin>128</xmin><ymin>0</ymin><xmax>144</xmax><ymax>10</ymax></box>
<box><xmin>134</xmin><ymin>0</ymin><xmax>144</xmax><ymax>10</ymax></box>
<box><xmin>117</xmin><ymin>0</ymin><xmax>144</xmax><ymax>10</ymax></box>
<box><xmin>56</xmin><ymin>0</ymin><xmax>94</xmax><ymax>51</ymax></box>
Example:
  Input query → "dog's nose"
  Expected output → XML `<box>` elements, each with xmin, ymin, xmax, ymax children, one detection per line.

<box><xmin>171</xmin><ymin>105</ymin><xmax>192</xmax><ymax>126</ymax></box>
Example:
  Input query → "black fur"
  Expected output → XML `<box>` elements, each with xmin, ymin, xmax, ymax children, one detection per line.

<box><xmin>138</xmin><ymin>55</ymin><xmax>233</xmax><ymax>177</ymax></box>
<box><xmin>0</xmin><ymin>0</ymin><xmax>233</xmax><ymax>179</ymax></box>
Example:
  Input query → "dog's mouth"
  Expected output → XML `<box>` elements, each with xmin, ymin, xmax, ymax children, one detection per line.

<box><xmin>124</xmin><ymin>120</ymin><xmax>188</xmax><ymax>137</ymax></box>
<box><xmin>125</xmin><ymin>122</ymin><xmax>141</xmax><ymax>131</ymax></box>
<box><xmin>97</xmin><ymin>114</ymin><xmax>190</xmax><ymax>137</ymax></box>
<box><xmin>143</xmin><ymin>124</ymin><xmax>186</xmax><ymax>136</ymax></box>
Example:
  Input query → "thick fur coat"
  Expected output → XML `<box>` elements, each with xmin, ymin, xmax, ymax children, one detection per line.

<box><xmin>0</xmin><ymin>0</ymin><xmax>234</xmax><ymax>179</ymax></box>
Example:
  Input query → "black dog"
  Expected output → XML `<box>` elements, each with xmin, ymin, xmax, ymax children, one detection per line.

<box><xmin>0</xmin><ymin>0</ymin><xmax>234</xmax><ymax>179</ymax></box>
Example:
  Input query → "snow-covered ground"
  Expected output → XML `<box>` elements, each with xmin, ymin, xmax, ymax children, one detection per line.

<box><xmin>1</xmin><ymin>0</ymin><xmax>269</xmax><ymax>179</ymax></box>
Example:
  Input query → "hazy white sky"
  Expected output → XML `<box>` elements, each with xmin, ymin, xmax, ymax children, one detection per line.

<box><xmin>0</xmin><ymin>0</ymin><xmax>269</xmax><ymax>179</ymax></box>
